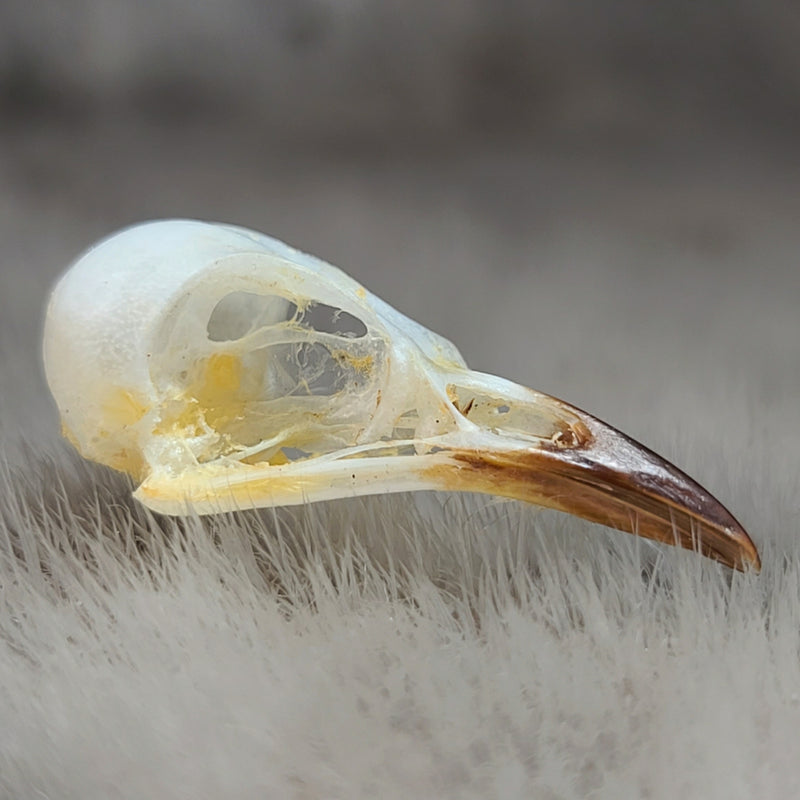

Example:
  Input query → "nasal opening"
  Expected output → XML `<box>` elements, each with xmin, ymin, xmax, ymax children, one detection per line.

<box><xmin>446</xmin><ymin>383</ymin><xmax>590</xmax><ymax>447</ymax></box>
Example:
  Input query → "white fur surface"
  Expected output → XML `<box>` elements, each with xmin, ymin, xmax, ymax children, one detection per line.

<box><xmin>1</xmin><ymin>130</ymin><xmax>800</xmax><ymax>798</ymax></box>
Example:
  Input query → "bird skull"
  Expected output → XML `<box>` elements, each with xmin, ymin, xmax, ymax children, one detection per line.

<box><xmin>43</xmin><ymin>219</ymin><xmax>759</xmax><ymax>570</ymax></box>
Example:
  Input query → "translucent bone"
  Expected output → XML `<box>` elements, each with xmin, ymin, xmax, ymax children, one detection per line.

<box><xmin>43</xmin><ymin>220</ymin><xmax>759</xmax><ymax>570</ymax></box>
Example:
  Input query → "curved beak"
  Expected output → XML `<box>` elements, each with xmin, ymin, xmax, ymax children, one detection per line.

<box><xmin>423</xmin><ymin>386</ymin><xmax>760</xmax><ymax>571</ymax></box>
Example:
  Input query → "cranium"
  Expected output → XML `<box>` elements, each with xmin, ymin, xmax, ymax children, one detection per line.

<box><xmin>43</xmin><ymin>219</ymin><xmax>759</xmax><ymax>570</ymax></box>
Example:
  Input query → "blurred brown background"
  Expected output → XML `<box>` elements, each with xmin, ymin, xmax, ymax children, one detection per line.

<box><xmin>1</xmin><ymin>0</ymin><xmax>799</xmax><ymax>517</ymax></box>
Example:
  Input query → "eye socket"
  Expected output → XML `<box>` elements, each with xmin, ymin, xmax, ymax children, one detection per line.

<box><xmin>151</xmin><ymin>288</ymin><xmax>382</xmax><ymax>466</ymax></box>
<box><xmin>268</xmin><ymin>341</ymin><xmax>350</xmax><ymax>397</ymax></box>
<box><xmin>207</xmin><ymin>292</ymin><xmax>296</xmax><ymax>342</ymax></box>
<box><xmin>207</xmin><ymin>292</ymin><xmax>367</xmax><ymax>342</ymax></box>
<box><xmin>297</xmin><ymin>302</ymin><xmax>367</xmax><ymax>338</ymax></box>
<box><xmin>201</xmin><ymin>291</ymin><xmax>374</xmax><ymax>402</ymax></box>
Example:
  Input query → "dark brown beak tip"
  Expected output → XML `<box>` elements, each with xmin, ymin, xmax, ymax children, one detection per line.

<box><xmin>693</xmin><ymin>521</ymin><xmax>760</xmax><ymax>572</ymax></box>
<box><xmin>731</xmin><ymin>533</ymin><xmax>761</xmax><ymax>573</ymax></box>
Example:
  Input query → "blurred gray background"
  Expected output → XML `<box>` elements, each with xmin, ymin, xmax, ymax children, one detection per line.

<box><xmin>1</xmin><ymin>0</ymin><xmax>799</xmax><ymax>505</ymax></box>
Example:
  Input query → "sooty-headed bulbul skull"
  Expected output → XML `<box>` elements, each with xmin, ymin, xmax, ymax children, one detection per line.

<box><xmin>43</xmin><ymin>220</ymin><xmax>759</xmax><ymax>570</ymax></box>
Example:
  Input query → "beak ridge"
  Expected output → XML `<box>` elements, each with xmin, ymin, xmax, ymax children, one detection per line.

<box><xmin>425</xmin><ymin>398</ymin><xmax>760</xmax><ymax>571</ymax></box>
